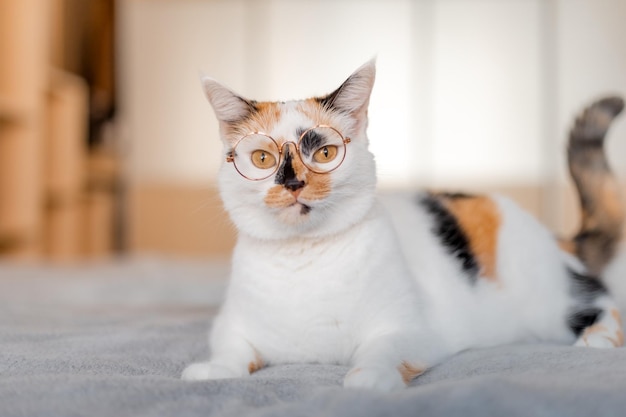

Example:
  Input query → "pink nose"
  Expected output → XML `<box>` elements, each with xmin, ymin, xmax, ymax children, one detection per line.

<box><xmin>289</xmin><ymin>188</ymin><xmax>302</xmax><ymax>199</ymax></box>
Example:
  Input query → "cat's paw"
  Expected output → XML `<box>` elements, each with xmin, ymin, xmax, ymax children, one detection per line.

<box><xmin>574</xmin><ymin>333</ymin><xmax>621</xmax><ymax>348</ymax></box>
<box><xmin>343</xmin><ymin>366</ymin><xmax>406</xmax><ymax>391</ymax></box>
<box><xmin>181</xmin><ymin>362</ymin><xmax>243</xmax><ymax>381</ymax></box>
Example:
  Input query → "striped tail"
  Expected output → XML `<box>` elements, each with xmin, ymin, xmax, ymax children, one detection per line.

<box><xmin>564</xmin><ymin>96</ymin><xmax>624</xmax><ymax>276</ymax></box>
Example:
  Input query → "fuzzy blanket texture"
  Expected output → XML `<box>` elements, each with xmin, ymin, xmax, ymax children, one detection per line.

<box><xmin>2</xmin><ymin>257</ymin><xmax>626</xmax><ymax>417</ymax></box>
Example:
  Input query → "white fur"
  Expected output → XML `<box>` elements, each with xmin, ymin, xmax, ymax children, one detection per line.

<box><xmin>605</xmin><ymin>244</ymin><xmax>626</xmax><ymax>306</ymax></box>
<box><xmin>183</xmin><ymin>61</ymin><xmax>622</xmax><ymax>390</ymax></box>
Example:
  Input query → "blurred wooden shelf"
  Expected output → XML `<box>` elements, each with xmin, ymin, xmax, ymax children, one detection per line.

<box><xmin>1</xmin><ymin>0</ymin><xmax>119</xmax><ymax>262</ymax></box>
<box><xmin>0</xmin><ymin>95</ymin><xmax>33</xmax><ymax>124</ymax></box>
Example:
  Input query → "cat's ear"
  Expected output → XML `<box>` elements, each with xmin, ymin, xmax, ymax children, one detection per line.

<box><xmin>201</xmin><ymin>76</ymin><xmax>254</xmax><ymax>128</ymax></box>
<box><xmin>317</xmin><ymin>59</ymin><xmax>376</xmax><ymax>119</ymax></box>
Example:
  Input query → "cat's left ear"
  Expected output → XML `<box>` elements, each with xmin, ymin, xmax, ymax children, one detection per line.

<box><xmin>200</xmin><ymin>76</ymin><xmax>255</xmax><ymax>137</ymax></box>
<box><xmin>317</xmin><ymin>59</ymin><xmax>376</xmax><ymax>127</ymax></box>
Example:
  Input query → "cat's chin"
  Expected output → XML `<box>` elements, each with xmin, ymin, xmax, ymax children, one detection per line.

<box><xmin>274</xmin><ymin>202</ymin><xmax>312</xmax><ymax>226</ymax></box>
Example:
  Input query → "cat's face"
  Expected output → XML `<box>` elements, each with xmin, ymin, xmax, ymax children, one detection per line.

<box><xmin>203</xmin><ymin>61</ymin><xmax>377</xmax><ymax>240</ymax></box>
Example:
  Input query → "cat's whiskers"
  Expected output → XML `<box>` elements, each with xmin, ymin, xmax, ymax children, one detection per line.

<box><xmin>192</xmin><ymin>196</ymin><xmax>226</xmax><ymax>215</ymax></box>
<box><xmin>188</xmin><ymin>203</ymin><xmax>236</xmax><ymax>235</ymax></box>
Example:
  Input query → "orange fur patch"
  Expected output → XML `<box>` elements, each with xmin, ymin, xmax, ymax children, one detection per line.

<box><xmin>578</xmin><ymin>176</ymin><xmax>624</xmax><ymax>231</ymax></box>
<box><xmin>600</xmin><ymin>179</ymin><xmax>625</xmax><ymax>227</ymax></box>
<box><xmin>397</xmin><ymin>361</ymin><xmax>425</xmax><ymax>385</ymax></box>
<box><xmin>248</xmin><ymin>353</ymin><xmax>264</xmax><ymax>375</ymax></box>
<box><xmin>250</xmin><ymin>102</ymin><xmax>282</xmax><ymax>132</ymax></box>
<box><xmin>346</xmin><ymin>367</ymin><xmax>362</xmax><ymax>378</ymax></box>
<box><xmin>583</xmin><ymin>323</ymin><xmax>609</xmax><ymax>335</ymax></box>
<box><xmin>443</xmin><ymin>196</ymin><xmax>501</xmax><ymax>281</ymax></box>
<box><xmin>558</xmin><ymin>239</ymin><xmax>576</xmax><ymax>255</ymax></box>
<box><xmin>611</xmin><ymin>309</ymin><xmax>623</xmax><ymax>327</ymax></box>
<box><xmin>580</xmin><ymin>323</ymin><xmax>624</xmax><ymax>347</ymax></box>
<box><xmin>297</xmin><ymin>99</ymin><xmax>338</xmax><ymax>126</ymax></box>
<box><xmin>264</xmin><ymin>185</ymin><xmax>296</xmax><ymax>209</ymax></box>
<box><xmin>610</xmin><ymin>309</ymin><xmax>624</xmax><ymax>346</ymax></box>
<box><xmin>300</xmin><ymin>172</ymin><xmax>331</xmax><ymax>202</ymax></box>
<box><xmin>227</xmin><ymin>101</ymin><xmax>282</xmax><ymax>139</ymax></box>
<box><xmin>264</xmin><ymin>173</ymin><xmax>331</xmax><ymax>208</ymax></box>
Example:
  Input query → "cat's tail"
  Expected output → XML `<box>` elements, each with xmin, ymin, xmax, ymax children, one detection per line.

<box><xmin>562</xmin><ymin>96</ymin><xmax>624</xmax><ymax>276</ymax></box>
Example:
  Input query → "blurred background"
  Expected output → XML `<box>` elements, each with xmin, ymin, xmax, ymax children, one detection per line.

<box><xmin>0</xmin><ymin>0</ymin><xmax>624</xmax><ymax>263</ymax></box>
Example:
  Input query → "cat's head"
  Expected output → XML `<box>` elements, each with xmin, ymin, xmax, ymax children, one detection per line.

<box><xmin>203</xmin><ymin>60</ymin><xmax>377</xmax><ymax>240</ymax></box>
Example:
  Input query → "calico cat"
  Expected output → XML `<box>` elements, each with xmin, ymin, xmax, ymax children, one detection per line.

<box><xmin>182</xmin><ymin>60</ymin><xmax>625</xmax><ymax>391</ymax></box>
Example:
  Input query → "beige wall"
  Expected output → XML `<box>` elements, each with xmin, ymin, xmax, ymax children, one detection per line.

<box><xmin>128</xmin><ymin>184</ymin><xmax>236</xmax><ymax>257</ymax></box>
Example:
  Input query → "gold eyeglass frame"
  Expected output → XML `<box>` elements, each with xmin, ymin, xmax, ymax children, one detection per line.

<box><xmin>225</xmin><ymin>124</ymin><xmax>351</xmax><ymax>181</ymax></box>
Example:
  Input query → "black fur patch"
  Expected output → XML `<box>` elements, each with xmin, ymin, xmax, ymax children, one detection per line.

<box><xmin>568</xmin><ymin>268</ymin><xmax>607</xmax><ymax>303</ymax></box>
<box><xmin>437</xmin><ymin>192</ymin><xmax>476</xmax><ymax>200</ymax></box>
<box><xmin>573</xmin><ymin>229</ymin><xmax>617</xmax><ymax>258</ymax></box>
<box><xmin>298</xmin><ymin>128</ymin><xmax>324</xmax><ymax>157</ymax></box>
<box><xmin>567</xmin><ymin>308</ymin><xmax>603</xmax><ymax>336</ymax></box>
<box><xmin>419</xmin><ymin>194</ymin><xmax>479</xmax><ymax>283</ymax></box>
<box><xmin>566</xmin><ymin>268</ymin><xmax>608</xmax><ymax>336</ymax></box>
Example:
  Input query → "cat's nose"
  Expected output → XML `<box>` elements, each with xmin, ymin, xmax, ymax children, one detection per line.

<box><xmin>284</xmin><ymin>178</ymin><xmax>305</xmax><ymax>194</ymax></box>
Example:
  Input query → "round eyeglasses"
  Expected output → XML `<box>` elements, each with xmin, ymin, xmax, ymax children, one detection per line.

<box><xmin>226</xmin><ymin>125</ymin><xmax>351</xmax><ymax>181</ymax></box>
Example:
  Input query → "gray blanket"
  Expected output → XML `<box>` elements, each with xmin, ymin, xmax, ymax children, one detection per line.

<box><xmin>2</xmin><ymin>258</ymin><xmax>626</xmax><ymax>417</ymax></box>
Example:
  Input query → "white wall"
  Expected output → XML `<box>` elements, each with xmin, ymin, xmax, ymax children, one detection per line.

<box><xmin>429</xmin><ymin>0</ymin><xmax>545</xmax><ymax>187</ymax></box>
<box><xmin>118</xmin><ymin>0</ymin><xmax>626</xmax><ymax>191</ymax></box>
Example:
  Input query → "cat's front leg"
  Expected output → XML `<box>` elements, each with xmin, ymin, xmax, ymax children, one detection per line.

<box><xmin>182</xmin><ymin>319</ymin><xmax>262</xmax><ymax>381</ymax></box>
<box><xmin>181</xmin><ymin>345</ymin><xmax>262</xmax><ymax>381</ymax></box>
<box><xmin>343</xmin><ymin>332</ymin><xmax>431</xmax><ymax>391</ymax></box>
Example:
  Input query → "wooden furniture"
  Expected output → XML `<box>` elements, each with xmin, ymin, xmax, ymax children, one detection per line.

<box><xmin>0</xmin><ymin>0</ymin><xmax>119</xmax><ymax>262</ymax></box>
<box><xmin>0</xmin><ymin>0</ymin><xmax>51</xmax><ymax>258</ymax></box>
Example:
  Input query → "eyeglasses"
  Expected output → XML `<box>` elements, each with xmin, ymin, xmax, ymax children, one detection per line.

<box><xmin>226</xmin><ymin>124</ymin><xmax>351</xmax><ymax>181</ymax></box>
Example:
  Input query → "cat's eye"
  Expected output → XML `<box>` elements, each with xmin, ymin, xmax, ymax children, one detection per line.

<box><xmin>251</xmin><ymin>150</ymin><xmax>277</xmax><ymax>169</ymax></box>
<box><xmin>313</xmin><ymin>145</ymin><xmax>338</xmax><ymax>163</ymax></box>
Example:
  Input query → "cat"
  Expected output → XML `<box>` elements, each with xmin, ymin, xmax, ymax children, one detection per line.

<box><xmin>182</xmin><ymin>60</ymin><xmax>625</xmax><ymax>391</ymax></box>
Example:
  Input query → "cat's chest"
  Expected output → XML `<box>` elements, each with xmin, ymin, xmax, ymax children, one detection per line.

<box><xmin>227</xmin><ymin>237</ymin><xmax>369</xmax><ymax>363</ymax></box>
<box><xmin>233</xmin><ymin>269</ymin><xmax>360</xmax><ymax>364</ymax></box>
<box><xmin>232</xmin><ymin>246</ymin><xmax>364</xmax><ymax>322</ymax></box>
<box><xmin>223</xmin><ymin>215</ymin><xmax>420</xmax><ymax>363</ymax></box>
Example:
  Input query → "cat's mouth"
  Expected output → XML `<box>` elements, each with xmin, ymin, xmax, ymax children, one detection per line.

<box><xmin>264</xmin><ymin>185</ymin><xmax>316</xmax><ymax>224</ymax></box>
<box><xmin>272</xmin><ymin>201</ymin><xmax>313</xmax><ymax>226</ymax></box>
<box><xmin>285</xmin><ymin>200</ymin><xmax>312</xmax><ymax>216</ymax></box>
<box><xmin>289</xmin><ymin>201</ymin><xmax>312</xmax><ymax>216</ymax></box>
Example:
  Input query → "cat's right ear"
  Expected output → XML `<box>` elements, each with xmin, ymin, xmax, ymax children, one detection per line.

<box><xmin>316</xmin><ymin>59</ymin><xmax>376</xmax><ymax>135</ymax></box>
<box><xmin>201</xmin><ymin>76</ymin><xmax>254</xmax><ymax>130</ymax></box>
<box><xmin>319</xmin><ymin>59</ymin><xmax>376</xmax><ymax>116</ymax></box>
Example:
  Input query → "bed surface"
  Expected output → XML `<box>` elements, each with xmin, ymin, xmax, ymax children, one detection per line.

<box><xmin>2</xmin><ymin>257</ymin><xmax>626</xmax><ymax>417</ymax></box>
